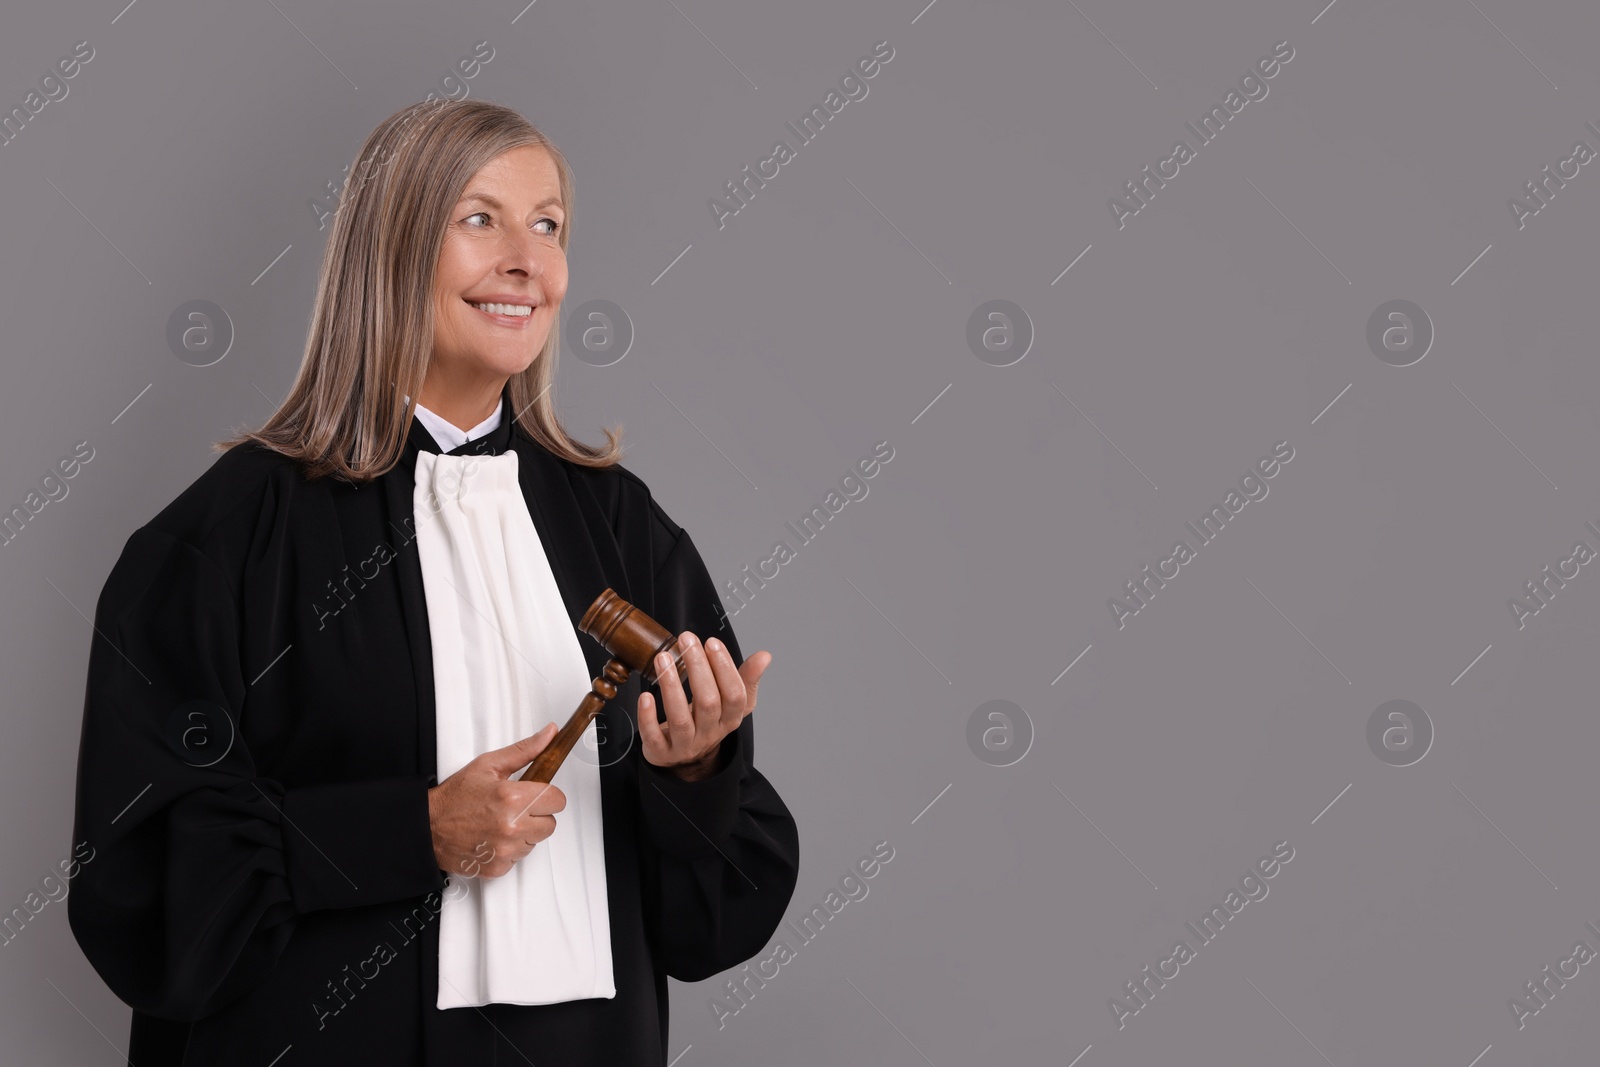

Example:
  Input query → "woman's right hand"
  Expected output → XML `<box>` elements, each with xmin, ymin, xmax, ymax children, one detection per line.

<box><xmin>427</xmin><ymin>722</ymin><xmax>567</xmax><ymax>880</ymax></box>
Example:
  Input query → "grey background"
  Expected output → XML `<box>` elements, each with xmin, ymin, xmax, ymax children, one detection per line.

<box><xmin>2</xmin><ymin>0</ymin><xmax>1597</xmax><ymax>1063</ymax></box>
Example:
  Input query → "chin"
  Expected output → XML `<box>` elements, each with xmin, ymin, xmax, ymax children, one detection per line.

<box><xmin>495</xmin><ymin>347</ymin><xmax>545</xmax><ymax>379</ymax></box>
<box><xmin>468</xmin><ymin>331</ymin><xmax>548</xmax><ymax>372</ymax></box>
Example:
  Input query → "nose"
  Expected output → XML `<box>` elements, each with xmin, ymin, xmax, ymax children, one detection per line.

<box><xmin>493</xmin><ymin>236</ymin><xmax>556</xmax><ymax>303</ymax></box>
<box><xmin>493</xmin><ymin>226</ymin><xmax>548</xmax><ymax>278</ymax></box>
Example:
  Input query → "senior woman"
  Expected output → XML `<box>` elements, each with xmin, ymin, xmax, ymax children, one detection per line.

<box><xmin>67</xmin><ymin>99</ymin><xmax>799</xmax><ymax>1066</ymax></box>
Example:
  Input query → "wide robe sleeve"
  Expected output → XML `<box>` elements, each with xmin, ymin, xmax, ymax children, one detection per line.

<box><xmin>66</xmin><ymin>523</ymin><xmax>446</xmax><ymax>1022</ymax></box>
<box><xmin>629</xmin><ymin>506</ymin><xmax>801</xmax><ymax>983</ymax></box>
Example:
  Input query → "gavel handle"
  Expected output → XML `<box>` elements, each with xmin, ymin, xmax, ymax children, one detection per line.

<box><xmin>519</xmin><ymin>659</ymin><xmax>631</xmax><ymax>784</ymax></box>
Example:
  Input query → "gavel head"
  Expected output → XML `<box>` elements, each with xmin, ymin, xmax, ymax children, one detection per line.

<box><xmin>580</xmin><ymin>588</ymin><xmax>686</xmax><ymax>688</ymax></box>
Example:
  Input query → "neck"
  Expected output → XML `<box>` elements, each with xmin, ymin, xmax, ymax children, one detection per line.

<box><xmin>416</xmin><ymin>371</ymin><xmax>507</xmax><ymax>432</ymax></box>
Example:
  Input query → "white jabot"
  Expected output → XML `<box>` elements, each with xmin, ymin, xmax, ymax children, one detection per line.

<box><xmin>412</xmin><ymin>445</ymin><xmax>616</xmax><ymax>1009</ymax></box>
<box><xmin>406</xmin><ymin>394</ymin><xmax>505</xmax><ymax>453</ymax></box>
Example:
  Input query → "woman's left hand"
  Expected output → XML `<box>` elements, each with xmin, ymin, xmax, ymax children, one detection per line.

<box><xmin>639</xmin><ymin>632</ymin><xmax>770</xmax><ymax>781</ymax></box>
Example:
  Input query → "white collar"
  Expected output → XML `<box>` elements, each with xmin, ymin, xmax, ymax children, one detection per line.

<box><xmin>404</xmin><ymin>393</ymin><xmax>505</xmax><ymax>452</ymax></box>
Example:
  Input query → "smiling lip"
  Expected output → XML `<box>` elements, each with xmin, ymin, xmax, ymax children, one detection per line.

<box><xmin>464</xmin><ymin>296</ymin><xmax>539</xmax><ymax>328</ymax></box>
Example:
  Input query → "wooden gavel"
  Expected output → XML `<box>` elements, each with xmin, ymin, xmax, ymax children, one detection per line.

<box><xmin>518</xmin><ymin>587</ymin><xmax>693</xmax><ymax>784</ymax></box>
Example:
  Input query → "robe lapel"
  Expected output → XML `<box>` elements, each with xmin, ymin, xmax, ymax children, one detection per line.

<box><xmin>510</xmin><ymin>434</ymin><xmax>627</xmax><ymax>678</ymax></box>
<box><xmin>510</xmin><ymin>431</ymin><xmax>646</xmax><ymax>777</ymax></box>
<box><xmin>504</xmin><ymin>435</ymin><xmax>658</xmax><ymax>1067</ymax></box>
<box><xmin>380</xmin><ymin>456</ymin><xmax>439</xmax><ymax>790</ymax></box>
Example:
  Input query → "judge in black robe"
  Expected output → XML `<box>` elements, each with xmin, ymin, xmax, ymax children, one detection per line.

<box><xmin>66</xmin><ymin>380</ymin><xmax>800</xmax><ymax>1065</ymax></box>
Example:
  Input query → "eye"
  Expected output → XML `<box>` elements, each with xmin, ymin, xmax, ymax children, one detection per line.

<box><xmin>459</xmin><ymin>211</ymin><xmax>560</xmax><ymax>236</ymax></box>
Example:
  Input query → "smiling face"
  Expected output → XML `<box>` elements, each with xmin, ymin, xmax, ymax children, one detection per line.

<box><xmin>421</xmin><ymin>143</ymin><xmax>568</xmax><ymax>428</ymax></box>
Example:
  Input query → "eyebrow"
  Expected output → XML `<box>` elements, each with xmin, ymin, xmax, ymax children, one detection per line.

<box><xmin>459</xmin><ymin>192</ymin><xmax>564</xmax><ymax>212</ymax></box>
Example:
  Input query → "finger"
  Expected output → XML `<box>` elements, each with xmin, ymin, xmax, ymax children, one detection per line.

<box><xmin>637</xmin><ymin>691</ymin><xmax>668</xmax><ymax>762</ymax></box>
<box><xmin>732</xmin><ymin>652</ymin><xmax>771</xmax><ymax>716</ymax></box>
<box><xmin>700</xmin><ymin>635</ymin><xmax>748</xmax><ymax>728</ymax></box>
<box><xmin>654</xmin><ymin>650</ymin><xmax>696</xmax><ymax>743</ymax></box>
<box><xmin>516</xmin><ymin>813</ymin><xmax>558</xmax><ymax>848</ymax></box>
<box><xmin>507</xmin><ymin>780</ymin><xmax>565</xmax><ymax>822</ymax></box>
<box><xmin>478</xmin><ymin>722</ymin><xmax>558</xmax><ymax>777</ymax></box>
<box><xmin>486</xmin><ymin>838</ymin><xmax>535</xmax><ymax>875</ymax></box>
<box><xmin>678</xmin><ymin>633</ymin><xmax>725</xmax><ymax>733</ymax></box>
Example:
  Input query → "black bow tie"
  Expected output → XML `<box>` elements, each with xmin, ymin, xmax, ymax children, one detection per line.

<box><xmin>403</xmin><ymin>384</ymin><xmax>517</xmax><ymax>458</ymax></box>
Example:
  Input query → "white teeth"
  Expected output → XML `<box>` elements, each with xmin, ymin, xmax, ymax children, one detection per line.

<box><xmin>469</xmin><ymin>301</ymin><xmax>533</xmax><ymax>317</ymax></box>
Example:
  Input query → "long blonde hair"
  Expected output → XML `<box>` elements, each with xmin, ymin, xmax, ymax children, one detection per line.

<box><xmin>217</xmin><ymin>98</ymin><xmax>623</xmax><ymax>482</ymax></box>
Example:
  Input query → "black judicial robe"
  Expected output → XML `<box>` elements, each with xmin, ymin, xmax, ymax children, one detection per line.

<box><xmin>67</xmin><ymin>388</ymin><xmax>800</xmax><ymax>1066</ymax></box>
